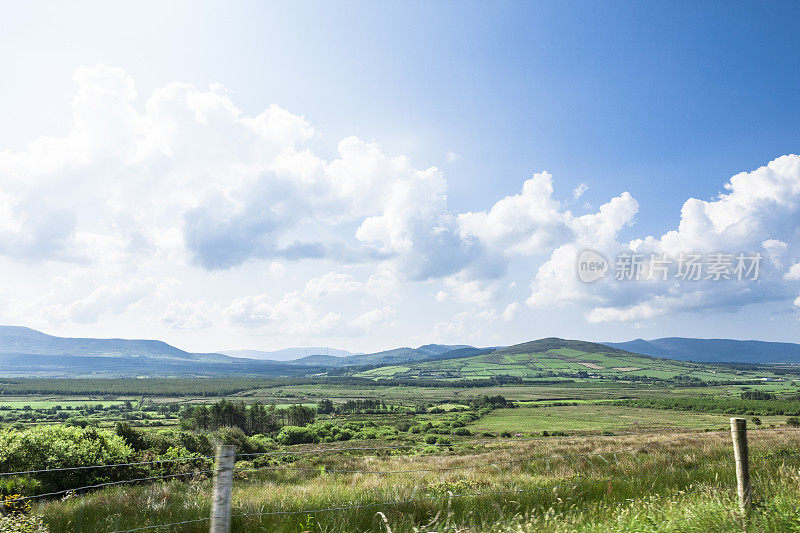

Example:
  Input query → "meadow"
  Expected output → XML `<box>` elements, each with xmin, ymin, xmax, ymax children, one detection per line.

<box><xmin>31</xmin><ymin>426</ymin><xmax>800</xmax><ymax>532</ymax></box>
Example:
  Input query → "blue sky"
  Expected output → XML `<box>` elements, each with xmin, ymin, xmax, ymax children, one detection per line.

<box><xmin>1</xmin><ymin>1</ymin><xmax>799</xmax><ymax>351</ymax></box>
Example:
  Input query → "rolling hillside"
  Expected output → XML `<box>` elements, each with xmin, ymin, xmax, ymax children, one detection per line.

<box><xmin>353</xmin><ymin>337</ymin><xmax>757</xmax><ymax>382</ymax></box>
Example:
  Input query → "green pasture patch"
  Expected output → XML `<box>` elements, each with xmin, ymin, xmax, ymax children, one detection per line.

<box><xmin>468</xmin><ymin>405</ymin><xmax>739</xmax><ymax>434</ymax></box>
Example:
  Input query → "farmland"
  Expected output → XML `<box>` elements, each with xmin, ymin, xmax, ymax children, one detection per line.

<box><xmin>3</xmin><ymin>342</ymin><xmax>800</xmax><ymax>531</ymax></box>
<box><xmin>352</xmin><ymin>339</ymin><xmax>792</xmax><ymax>384</ymax></box>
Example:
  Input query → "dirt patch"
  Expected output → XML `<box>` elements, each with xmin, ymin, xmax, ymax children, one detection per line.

<box><xmin>578</xmin><ymin>362</ymin><xmax>605</xmax><ymax>369</ymax></box>
<box><xmin>612</xmin><ymin>367</ymin><xmax>641</xmax><ymax>372</ymax></box>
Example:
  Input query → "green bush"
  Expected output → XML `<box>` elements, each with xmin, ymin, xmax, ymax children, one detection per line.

<box><xmin>0</xmin><ymin>426</ymin><xmax>133</xmax><ymax>494</ymax></box>
<box><xmin>214</xmin><ymin>427</ymin><xmax>255</xmax><ymax>452</ymax></box>
<box><xmin>424</xmin><ymin>435</ymin><xmax>438</xmax><ymax>444</ymax></box>
<box><xmin>276</xmin><ymin>426</ymin><xmax>319</xmax><ymax>445</ymax></box>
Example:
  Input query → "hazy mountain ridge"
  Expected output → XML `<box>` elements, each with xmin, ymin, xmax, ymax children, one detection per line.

<box><xmin>0</xmin><ymin>326</ymin><xmax>196</xmax><ymax>359</ymax></box>
<box><xmin>604</xmin><ymin>337</ymin><xmax>800</xmax><ymax>363</ymax></box>
<box><xmin>287</xmin><ymin>344</ymin><xmax>476</xmax><ymax>367</ymax></box>
<box><xmin>2</xmin><ymin>325</ymin><xmax>799</xmax><ymax>377</ymax></box>
<box><xmin>220</xmin><ymin>347</ymin><xmax>356</xmax><ymax>361</ymax></box>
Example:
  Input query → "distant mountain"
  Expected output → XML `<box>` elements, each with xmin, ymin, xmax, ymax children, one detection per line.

<box><xmin>287</xmin><ymin>344</ymin><xmax>477</xmax><ymax>367</ymax></box>
<box><xmin>603</xmin><ymin>337</ymin><xmax>800</xmax><ymax>363</ymax></box>
<box><xmin>354</xmin><ymin>337</ymin><xmax>697</xmax><ymax>381</ymax></box>
<box><xmin>0</xmin><ymin>325</ymin><xmax>309</xmax><ymax>377</ymax></box>
<box><xmin>220</xmin><ymin>347</ymin><xmax>355</xmax><ymax>361</ymax></box>
<box><xmin>495</xmin><ymin>338</ymin><xmax>633</xmax><ymax>357</ymax></box>
<box><xmin>0</xmin><ymin>326</ymin><xmax>195</xmax><ymax>360</ymax></box>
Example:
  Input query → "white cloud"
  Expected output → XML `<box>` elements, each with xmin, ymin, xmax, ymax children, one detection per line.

<box><xmin>303</xmin><ymin>272</ymin><xmax>362</xmax><ymax>298</ymax></box>
<box><xmin>350</xmin><ymin>306</ymin><xmax>395</xmax><ymax>328</ymax></box>
<box><xmin>160</xmin><ymin>301</ymin><xmax>213</xmax><ymax>330</ymax></box>
<box><xmin>572</xmin><ymin>182</ymin><xmax>588</xmax><ymax>199</ymax></box>
<box><xmin>502</xmin><ymin>302</ymin><xmax>521</xmax><ymax>321</ymax></box>
<box><xmin>762</xmin><ymin>239</ymin><xmax>788</xmax><ymax>267</ymax></box>
<box><xmin>785</xmin><ymin>263</ymin><xmax>800</xmax><ymax>281</ymax></box>
<box><xmin>268</xmin><ymin>261</ymin><xmax>287</xmax><ymax>278</ymax></box>
<box><xmin>2</xmin><ymin>63</ymin><xmax>799</xmax><ymax>340</ymax></box>
<box><xmin>530</xmin><ymin>155</ymin><xmax>800</xmax><ymax>322</ymax></box>
<box><xmin>458</xmin><ymin>172</ymin><xmax>571</xmax><ymax>257</ymax></box>
<box><xmin>440</xmin><ymin>276</ymin><xmax>501</xmax><ymax>304</ymax></box>
<box><xmin>586</xmin><ymin>302</ymin><xmax>664</xmax><ymax>323</ymax></box>
<box><xmin>40</xmin><ymin>277</ymin><xmax>159</xmax><ymax>324</ymax></box>
<box><xmin>224</xmin><ymin>270</ymin><xmax>393</xmax><ymax>336</ymax></box>
<box><xmin>446</xmin><ymin>151</ymin><xmax>460</xmax><ymax>163</ymax></box>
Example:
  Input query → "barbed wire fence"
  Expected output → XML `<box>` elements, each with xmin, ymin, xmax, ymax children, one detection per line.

<box><xmin>0</xmin><ymin>419</ymin><xmax>793</xmax><ymax>532</ymax></box>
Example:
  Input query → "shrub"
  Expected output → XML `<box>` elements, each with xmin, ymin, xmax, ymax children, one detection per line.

<box><xmin>0</xmin><ymin>426</ymin><xmax>133</xmax><ymax>494</ymax></box>
<box><xmin>115</xmin><ymin>422</ymin><xmax>148</xmax><ymax>451</ymax></box>
<box><xmin>741</xmin><ymin>390</ymin><xmax>775</xmax><ymax>400</ymax></box>
<box><xmin>213</xmin><ymin>427</ymin><xmax>251</xmax><ymax>452</ymax></box>
<box><xmin>276</xmin><ymin>426</ymin><xmax>319</xmax><ymax>445</ymax></box>
<box><xmin>786</xmin><ymin>417</ymin><xmax>800</xmax><ymax>427</ymax></box>
<box><xmin>452</xmin><ymin>427</ymin><xmax>471</xmax><ymax>436</ymax></box>
<box><xmin>424</xmin><ymin>435</ymin><xmax>438</xmax><ymax>444</ymax></box>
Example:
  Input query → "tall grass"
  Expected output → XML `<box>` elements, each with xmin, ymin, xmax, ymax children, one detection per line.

<box><xmin>36</xmin><ymin>428</ymin><xmax>800</xmax><ymax>532</ymax></box>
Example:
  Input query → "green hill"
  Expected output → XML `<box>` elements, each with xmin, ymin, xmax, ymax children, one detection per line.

<box><xmin>353</xmin><ymin>337</ymin><xmax>761</xmax><ymax>383</ymax></box>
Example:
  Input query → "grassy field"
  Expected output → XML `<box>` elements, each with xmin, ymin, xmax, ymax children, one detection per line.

<box><xmin>3</xmin><ymin>373</ymin><xmax>800</xmax><ymax>532</ymax></box>
<box><xmin>469</xmin><ymin>405</ymin><xmax>787</xmax><ymax>434</ymax></box>
<box><xmin>353</xmin><ymin>344</ymin><xmax>793</xmax><ymax>384</ymax></box>
<box><xmin>33</xmin><ymin>427</ymin><xmax>800</xmax><ymax>532</ymax></box>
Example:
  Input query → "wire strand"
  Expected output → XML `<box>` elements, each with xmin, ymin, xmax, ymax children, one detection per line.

<box><xmin>236</xmin><ymin>423</ymin><xmax>738</xmax><ymax>459</ymax></box>
<box><xmin>3</xmin><ymin>468</ymin><xmax>217</xmax><ymax>503</ymax></box>
<box><xmin>0</xmin><ymin>455</ymin><xmax>215</xmax><ymax>478</ymax></box>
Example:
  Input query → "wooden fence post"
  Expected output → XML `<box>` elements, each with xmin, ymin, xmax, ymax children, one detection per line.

<box><xmin>730</xmin><ymin>417</ymin><xmax>751</xmax><ymax>517</ymax></box>
<box><xmin>210</xmin><ymin>445</ymin><xmax>236</xmax><ymax>533</ymax></box>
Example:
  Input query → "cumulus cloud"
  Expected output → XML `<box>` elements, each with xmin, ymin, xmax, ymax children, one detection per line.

<box><xmin>350</xmin><ymin>306</ymin><xmax>395</xmax><ymax>328</ymax></box>
<box><xmin>2</xmin><ymin>63</ymin><xmax>799</xmax><ymax>336</ymax></box>
<box><xmin>528</xmin><ymin>155</ymin><xmax>800</xmax><ymax>322</ymax></box>
<box><xmin>458</xmin><ymin>172</ymin><xmax>571</xmax><ymax>257</ymax></box>
<box><xmin>502</xmin><ymin>302</ymin><xmax>521</xmax><ymax>321</ymax></box>
<box><xmin>39</xmin><ymin>277</ymin><xmax>159</xmax><ymax>324</ymax></box>
<box><xmin>785</xmin><ymin>263</ymin><xmax>800</xmax><ymax>281</ymax></box>
<box><xmin>224</xmin><ymin>271</ymin><xmax>393</xmax><ymax>336</ymax></box>
<box><xmin>160</xmin><ymin>301</ymin><xmax>213</xmax><ymax>330</ymax></box>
